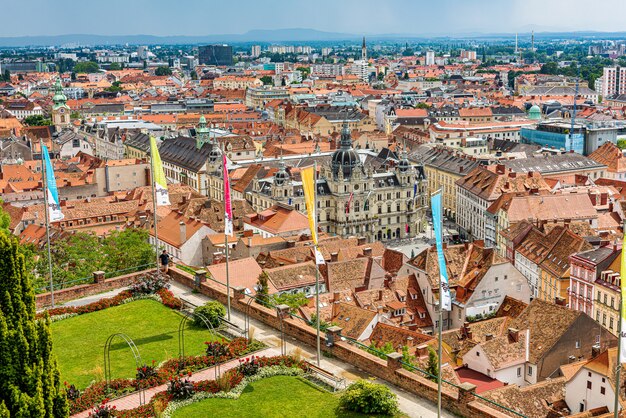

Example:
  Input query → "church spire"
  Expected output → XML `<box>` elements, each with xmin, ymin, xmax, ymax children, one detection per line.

<box><xmin>361</xmin><ymin>36</ymin><xmax>367</xmax><ymax>61</ymax></box>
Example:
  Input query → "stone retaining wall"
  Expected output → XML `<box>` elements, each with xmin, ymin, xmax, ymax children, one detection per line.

<box><xmin>167</xmin><ymin>267</ymin><xmax>513</xmax><ymax>418</ymax></box>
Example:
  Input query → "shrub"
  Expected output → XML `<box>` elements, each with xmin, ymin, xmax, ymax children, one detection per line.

<box><xmin>167</xmin><ymin>375</ymin><xmax>195</xmax><ymax>401</ymax></box>
<box><xmin>193</xmin><ymin>301</ymin><xmax>225</xmax><ymax>328</ymax></box>
<box><xmin>65</xmin><ymin>382</ymin><xmax>81</xmax><ymax>401</ymax></box>
<box><xmin>339</xmin><ymin>379</ymin><xmax>399</xmax><ymax>416</ymax></box>
<box><xmin>205</xmin><ymin>340</ymin><xmax>230</xmax><ymax>358</ymax></box>
<box><xmin>237</xmin><ymin>356</ymin><xmax>260</xmax><ymax>377</ymax></box>
<box><xmin>130</xmin><ymin>272</ymin><xmax>170</xmax><ymax>295</ymax></box>
<box><xmin>157</xmin><ymin>288</ymin><xmax>183</xmax><ymax>309</ymax></box>
<box><xmin>88</xmin><ymin>399</ymin><xmax>116</xmax><ymax>417</ymax></box>
<box><xmin>136</xmin><ymin>361</ymin><xmax>158</xmax><ymax>381</ymax></box>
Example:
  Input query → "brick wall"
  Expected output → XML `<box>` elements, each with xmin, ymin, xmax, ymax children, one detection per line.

<box><xmin>168</xmin><ymin>267</ymin><xmax>512</xmax><ymax>417</ymax></box>
<box><xmin>35</xmin><ymin>268</ymin><xmax>154</xmax><ymax>309</ymax></box>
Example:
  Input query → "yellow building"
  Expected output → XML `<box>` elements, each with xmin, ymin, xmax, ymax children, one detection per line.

<box><xmin>421</xmin><ymin>147</ymin><xmax>479</xmax><ymax>219</ymax></box>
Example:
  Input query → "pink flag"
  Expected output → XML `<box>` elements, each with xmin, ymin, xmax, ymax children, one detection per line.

<box><xmin>223</xmin><ymin>154</ymin><xmax>233</xmax><ymax>236</ymax></box>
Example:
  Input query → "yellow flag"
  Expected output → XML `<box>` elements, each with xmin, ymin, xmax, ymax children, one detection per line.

<box><xmin>301</xmin><ymin>166</ymin><xmax>318</xmax><ymax>245</ymax></box>
<box><xmin>621</xmin><ymin>237</ymin><xmax>626</xmax><ymax>363</ymax></box>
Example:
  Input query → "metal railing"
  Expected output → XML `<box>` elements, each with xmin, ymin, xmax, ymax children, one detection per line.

<box><xmin>172</xmin><ymin>265</ymin><xmax>526</xmax><ymax>417</ymax></box>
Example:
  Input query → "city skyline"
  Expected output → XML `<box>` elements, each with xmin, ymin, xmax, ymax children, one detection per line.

<box><xmin>2</xmin><ymin>0</ymin><xmax>626</xmax><ymax>38</ymax></box>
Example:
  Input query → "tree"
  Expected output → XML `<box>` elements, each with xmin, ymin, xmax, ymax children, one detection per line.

<box><xmin>108</xmin><ymin>62</ymin><xmax>121</xmax><ymax>71</ymax></box>
<box><xmin>142</xmin><ymin>60</ymin><xmax>147</xmax><ymax>70</ymax></box>
<box><xmin>190</xmin><ymin>70</ymin><xmax>198</xmax><ymax>80</ymax></box>
<box><xmin>339</xmin><ymin>379</ymin><xmax>399</xmax><ymax>415</ymax></box>
<box><xmin>23</xmin><ymin>115</ymin><xmax>52</xmax><ymax>126</ymax></box>
<box><xmin>416</xmin><ymin>102</ymin><xmax>430</xmax><ymax>109</ymax></box>
<box><xmin>193</xmin><ymin>301</ymin><xmax>226</xmax><ymax>328</ymax></box>
<box><xmin>540</xmin><ymin>62</ymin><xmax>558</xmax><ymax>75</ymax></box>
<box><xmin>617</xmin><ymin>139</ymin><xmax>626</xmax><ymax>150</ymax></box>
<box><xmin>73</xmin><ymin>61</ymin><xmax>100</xmax><ymax>73</ymax></box>
<box><xmin>426</xmin><ymin>346</ymin><xmax>439</xmax><ymax>382</ymax></box>
<box><xmin>0</xmin><ymin>201</ymin><xmax>9</xmax><ymax>236</ymax></box>
<box><xmin>260</xmin><ymin>75</ymin><xmax>273</xmax><ymax>86</ymax></box>
<box><xmin>105</xmin><ymin>81</ymin><xmax>123</xmax><ymax>93</ymax></box>
<box><xmin>101</xmin><ymin>228</ymin><xmax>154</xmax><ymax>273</ymax></box>
<box><xmin>155</xmin><ymin>66</ymin><xmax>172</xmax><ymax>76</ymax></box>
<box><xmin>269</xmin><ymin>292</ymin><xmax>309</xmax><ymax>313</ymax></box>
<box><xmin>0</xmin><ymin>232</ymin><xmax>69</xmax><ymax>416</ymax></box>
<box><xmin>296</xmin><ymin>66</ymin><xmax>310</xmax><ymax>78</ymax></box>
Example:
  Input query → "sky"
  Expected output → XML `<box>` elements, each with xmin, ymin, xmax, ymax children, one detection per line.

<box><xmin>3</xmin><ymin>0</ymin><xmax>626</xmax><ymax>37</ymax></box>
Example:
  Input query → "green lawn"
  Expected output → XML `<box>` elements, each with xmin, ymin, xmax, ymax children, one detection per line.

<box><xmin>51</xmin><ymin>299</ymin><xmax>219</xmax><ymax>389</ymax></box>
<box><xmin>172</xmin><ymin>376</ymin><xmax>380</xmax><ymax>418</ymax></box>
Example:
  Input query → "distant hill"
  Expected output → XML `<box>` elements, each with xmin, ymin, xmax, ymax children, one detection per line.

<box><xmin>2</xmin><ymin>28</ymin><xmax>626</xmax><ymax>47</ymax></box>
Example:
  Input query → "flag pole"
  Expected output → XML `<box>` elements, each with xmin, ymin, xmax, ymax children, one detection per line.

<box><xmin>615</xmin><ymin>219</ymin><xmax>625</xmax><ymax>418</ymax></box>
<box><xmin>222</xmin><ymin>148</ymin><xmax>231</xmax><ymax>321</ymax></box>
<box><xmin>437</xmin><ymin>192</ymin><xmax>443</xmax><ymax>418</ymax></box>
<box><xmin>41</xmin><ymin>140</ymin><xmax>55</xmax><ymax>307</ymax></box>
<box><xmin>314</xmin><ymin>161</ymin><xmax>321</xmax><ymax>367</ymax></box>
<box><xmin>150</xmin><ymin>139</ymin><xmax>160</xmax><ymax>275</ymax></box>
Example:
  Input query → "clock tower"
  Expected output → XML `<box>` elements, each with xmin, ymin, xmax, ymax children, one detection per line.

<box><xmin>51</xmin><ymin>78</ymin><xmax>70</xmax><ymax>129</ymax></box>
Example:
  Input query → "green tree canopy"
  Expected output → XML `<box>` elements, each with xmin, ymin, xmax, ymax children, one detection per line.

<box><xmin>23</xmin><ymin>115</ymin><xmax>52</xmax><ymax>126</ymax></box>
<box><xmin>73</xmin><ymin>61</ymin><xmax>100</xmax><ymax>74</ymax></box>
<box><xmin>108</xmin><ymin>62</ymin><xmax>121</xmax><ymax>71</ymax></box>
<box><xmin>155</xmin><ymin>66</ymin><xmax>172</xmax><ymax>76</ymax></box>
<box><xmin>260</xmin><ymin>75</ymin><xmax>273</xmax><ymax>86</ymax></box>
<box><xmin>0</xmin><ymin>232</ymin><xmax>69</xmax><ymax>416</ymax></box>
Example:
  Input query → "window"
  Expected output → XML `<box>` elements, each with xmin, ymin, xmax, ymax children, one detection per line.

<box><xmin>601</xmin><ymin>386</ymin><xmax>606</xmax><ymax>395</ymax></box>
<box><xmin>517</xmin><ymin>367</ymin><xmax>521</xmax><ymax>377</ymax></box>
<box><xmin>576</xmin><ymin>340</ymin><xmax>581</xmax><ymax>349</ymax></box>
<box><xmin>476</xmin><ymin>351</ymin><xmax>480</xmax><ymax>357</ymax></box>
<box><xmin>527</xmin><ymin>366</ymin><xmax>532</xmax><ymax>376</ymax></box>
<box><xmin>587</xmin><ymin>381</ymin><xmax>592</xmax><ymax>390</ymax></box>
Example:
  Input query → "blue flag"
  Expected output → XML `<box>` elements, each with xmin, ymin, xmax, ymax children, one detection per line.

<box><xmin>42</xmin><ymin>145</ymin><xmax>64</xmax><ymax>222</ymax></box>
<box><xmin>431</xmin><ymin>192</ymin><xmax>451</xmax><ymax>311</ymax></box>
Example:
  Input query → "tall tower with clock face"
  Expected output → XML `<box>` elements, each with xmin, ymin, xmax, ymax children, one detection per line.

<box><xmin>51</xmin><ymin>78</ymin><xmax>70</xmax><ymax>129</ymax></box>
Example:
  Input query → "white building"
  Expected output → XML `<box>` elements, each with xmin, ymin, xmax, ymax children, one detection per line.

<box><xmin>565</xmin><ymin>347</ymin><xmax>620</xmax><ymax>414</ymax></box>
<box><xmin>149</xmin><ymin>212</ymin><xmax>214</xmax><ymax>266</ymax></box>
<box><xmin>251</xmin><ymin>45</ymin><xmax>261</xmax><ymax>58</ymax></box>
<box><xmin>425</xmin><ymin>50</ymin><xmax>436</xmax><ymax>66</ymax></box>
<box><xmin>350</xmin><ymin>60</ymin><xmax>369</xmax><ymax>82</ymax></box>
<box><xmin>601</xmin><ymin>66</ymin><xmax>626</xmax><ymax>97</ymax></box>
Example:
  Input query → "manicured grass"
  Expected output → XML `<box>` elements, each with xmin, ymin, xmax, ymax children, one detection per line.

<box><xmin>51</xmin><ymin>299</ymin><xmax>220</xmax><ymax>389</ymax></box>
<box><xmin>172</xmin><ymin>375</ymin><xmax>377</xmax><ymax>418</ymax></box>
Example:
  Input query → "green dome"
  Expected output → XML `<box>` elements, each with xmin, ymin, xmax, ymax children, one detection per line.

<box><xmin>528</xmin><ymin>104</ymin><xmax>541</xmax><ymax>120</ymax></box>
<box><xmin>52</xmin><ymin>78</ymin><xmax>67</xmax><ymax>108</ymax></box>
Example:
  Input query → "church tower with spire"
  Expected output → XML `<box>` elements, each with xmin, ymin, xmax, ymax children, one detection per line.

<box><xmin>362</xmin><ymin>36</ymin><xmax>367</xmax><ymax>61</ymax></box>
<box><xmin>51</xmin><ymin>78</ymin><xmax>70</xmax><ymax>129</ymax></box>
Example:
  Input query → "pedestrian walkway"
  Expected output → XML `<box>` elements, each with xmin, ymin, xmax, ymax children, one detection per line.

<box><xmin>64</xmin><ymin>280</ymin><xmax>449</xmax><ymax>418</ymax></box>
<box><xmin>71</xmin><ymin>347</ymin><xmax>279</xmax><ymax>417</ymax></box>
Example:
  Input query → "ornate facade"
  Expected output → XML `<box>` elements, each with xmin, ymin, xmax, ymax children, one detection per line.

<box><xmin>248</xmin><ymin>124</ymin><xmax>428</xmax><ymax>242</ymax></box>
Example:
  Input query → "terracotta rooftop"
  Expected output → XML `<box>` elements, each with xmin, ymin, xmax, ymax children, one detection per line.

<box><xmin>265</xmin><ymin>261</ymin><xmax>319</xmax><ymax>291</ymax></box>
<box><xmin>331</xmin><ymin>302</ymin><xmax>377</xmax><ymax>340</ymax></box>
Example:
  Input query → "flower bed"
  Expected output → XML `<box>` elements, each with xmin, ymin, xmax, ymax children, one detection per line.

<box><xmin>69</xmin><ymin>337</ymin><xmax>267</xmax><ymax>415</ymax></box>
<box><xmin>39</xmin><ymin>273</ymin><xmax>182</xmax><ymax>321</ymax></box>
<box><xmin>89</xmin><ymin>356</ymin><xmax>309</xmax><ymax>418</ymax></box>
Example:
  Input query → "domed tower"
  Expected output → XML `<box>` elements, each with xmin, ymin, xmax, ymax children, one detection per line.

<box><xmin>274</xmin><ymin>157</ymin><xmax>290</xmax><ymax>186</ymax></box>
<box><xmin>396</xmin><ymin>144</ymin><xmax>412</xmax><ymax>186</ymax></box>
<box><xmin>51</xmin><ymin>78</ymin><xmax>70</xmax><ymax>129</ymax></box>
<box><xmin>196</xmin><ymin>114</ymin><xmax>211</xmax><ymax>149</ymax></box>
<box><xmin>272</xmin><ymin>155</ymin><xmax>291</xmax><ymax>200</ymax></box>
<box><xmin>528</xmin><ymin>104</ymin><xmax>541</xmax><ymax>121</ymax></box>
<box><xmin>331</xmin><ymin>123</ymin><xmax>361</xmax><ymax>180</ymax></box>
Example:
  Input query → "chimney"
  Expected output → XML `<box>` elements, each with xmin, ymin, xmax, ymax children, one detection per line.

<box><xmin>243</xmin><ymin>229</ymin><xmax>254</xmax><ymax>237</ymax></box>
<box><xmin>485</xmin><ymin>333</ymin><xmax>494</xmax><ymax>341</ymax></box>
<box><xmin>287</xmin><ymin>240</ymin><xmax>296</xmax><ymax>248</ymax></box>
<box><xmin>248</xmin><ymin>237</ymin><xmax>252</xmax><ymax>247</ymax></box>
<box><xmin>554</xmin><ymin>296</ymin><xmax>566</xmax><ymax>306</ymax></box>
<box><xmin>179</xmin><ymin>221</ymin><xmax>186</xmax><ymax>244</ymax></box>
<box><xmin>357</xmin><ymin>236</ymin><xmax>367</xmax><ymax>246</ymax></box>
<box><xmin>331</xmin><ymin>252</ymin><xmax>338</xmax><ymax>262</ymax></box>
<box><xmin>363</xmin><ymin>247</ymin><xmax>372</xmax><ymax>257</ymax></box>
<box><xmin>416</xmin><ymin>344</ymin><xmax>429</xmax><ymax>358</ymax></box>
<box><xmin>406</xmin><ymin>336</ymin><xmax>414</xmax><ymax>348</ymax></box>
<box><xmin>378</xmin><ymin>289</ymin><xmax>384</xmax><ymax>301</ymax></box>
<box><xmin>496</xmin><ymin>164</ymin><xmax>505</xmax><ymax>174</ymax></box>
<box><xmin>333</xmin><ymin>291</ymin><xmax>340</xmax><ymax>303</ymax></box>
<box><xmin>508</xmin><ymin>328</ymin><xmax>520</xmax><ymax>343</ymax></box>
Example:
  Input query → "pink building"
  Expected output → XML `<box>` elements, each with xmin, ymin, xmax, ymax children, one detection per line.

<box><xmin>569</xmin><ymin>246</ymin><xmax>620</xmax><ymax>317</ymax></box>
